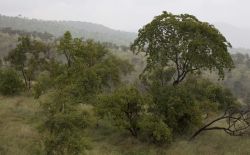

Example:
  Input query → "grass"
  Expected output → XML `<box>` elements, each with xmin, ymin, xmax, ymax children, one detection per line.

<box><xmin>1</xmin><ymin>95</ymin><xmax>250</xmax><ymax>155</ymax></box>
<box><xmin>0</xmin><ymin>95</ymin><xmax>42</xmax><ymax>155</ymax></box>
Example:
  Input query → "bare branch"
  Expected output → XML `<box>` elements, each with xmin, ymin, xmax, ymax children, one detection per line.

<box><xmin>190</xmin><ymin>107</ymin><xmax>250</xmax><ymax>141</ymax></box>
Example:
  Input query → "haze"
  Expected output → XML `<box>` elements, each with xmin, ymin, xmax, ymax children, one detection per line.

<box><xmin>0</xmin><ymin>0</ymin><xmax>250</xmax><ymax>48</ymax></box>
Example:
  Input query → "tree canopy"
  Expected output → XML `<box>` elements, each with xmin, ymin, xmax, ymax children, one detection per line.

<box><xmin>131</xmin><ymin>11</ymin><xmax>234</xmax><ymax>85</ymax></box>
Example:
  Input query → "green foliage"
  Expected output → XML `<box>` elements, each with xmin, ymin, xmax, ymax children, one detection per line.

<box><xmin>184</xmin><ymin>77</ymin><xmax>238</xmax><ymax>110</ymax></box>
<box><xmin>39</xmin><ymin>31</ymin><xmax>134</xmax><ymax>154</ymax></box>
<box><xmin>57</xmin><ymin>31</ymin><xmax>74</xmax><ymax>67</ymax></box>
<box><xmin>141</xmin><ymin>69</ymin><xmax>203</xmax><ymax>137</ymax></box>
<box><xmin>55</xmin><ymin>32</ymin><xmax>133</xmax><ymax>93</ymax></box>
<box><xmin>41</xmin><ymin>91</ymin><xmax>91</xmax><ymax>155</ymax></box>
<box><xmin>5</xmin><ymin>36</ymin><xmax>48</xmax><ymax>89</ymax></box>
<box><xmin>151</xmin><ymin>85</ymin><xmax>202</xmax><ymax>135</ymax></box>
<box><xmin>97</xmin><ymin>86</ymin><xmax>146</xmax><ymax>137</ymax></box>
<box><xmin>5</xmin><ymin>36</ymin><xmax>30</xmax><ymax>70</ymax></box>
<box><xmin>0</xmin><ymin>68</ymin><xmax>24</xmax><ymax>95</ymax></box>
<box><xmin>33</xmin><ymin>72</ymin><xmax>53</xmax><ymax>99</ymax></box>
<box><xmin>141</xmin><ymin>66</ymin><xmax>176</xmax><ymax>88</ymax></box>
<box><xmin>96</xmin><ymin>85</ymin><xmax>175</xmax><ymax>144</ymax></box>
<box><xmin>131</xmin><ymin>11</ymin><xmax>234</xmax><ymax>85</ymax></box>
<box><xmin>140</xmin><ymin>115</ymin><xmax>172</xmax><ymax>145</ymax></box>
<box><xmin>143</xmin><ymin>71</ymin><xmax>238</xmax><ymax>140</ymax></box>
<box><xmin>0</xmin><ymin>12</ymin><xmax>247</xmax><ymax>154</ymax></box>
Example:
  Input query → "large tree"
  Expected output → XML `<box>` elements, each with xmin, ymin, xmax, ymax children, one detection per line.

<box><xmin>57</xmin><ymin>31</ymin><xmax>74</xmax><ymax>68</ymax></box>
<box><xmin>5</xmin><ymin>36</ymin><xmax>30</xmax><ymax>88</ymax></box>
<box><xmin>40</xmin><ymin>31</ymin><xmax>134</xmax><ymax>154</ymax></box>
<box><xmin>131</xmin><ymin>11</ymin><xmax>234</xmax><ymax>85</ymax></box>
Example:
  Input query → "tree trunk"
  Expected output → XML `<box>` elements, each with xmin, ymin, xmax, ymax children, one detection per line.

<box><xmin>28</xmin><ymin>78</ymin><xmax>31</xmax><ymax>90</ymax></box>
<box><xmin>173</xmin><ymin>80</ymin><xmax>179</xmax><ymax>86</ymax></box>
<box><xmin>21</xmin><ymin>68</ymin><xmax>28</xmax><ymax>89</ymax></box>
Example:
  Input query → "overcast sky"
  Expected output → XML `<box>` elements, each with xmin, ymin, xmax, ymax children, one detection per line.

<box><xmin>0</xmin><ymin>0</ymin><xmax>249</xmax><ymax>32</ymax></box>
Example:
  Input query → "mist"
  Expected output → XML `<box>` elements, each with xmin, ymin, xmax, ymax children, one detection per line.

<box><xmin>0</xmin><ymin>0</ymin><xmax>249</xmax><ymax>48</ymax></box>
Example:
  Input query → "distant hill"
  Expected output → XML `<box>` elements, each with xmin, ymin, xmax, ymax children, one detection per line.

<box><xmin>215</xmin><ymin>23</ymin><xmax>250</xmax><ymax>49</ymax></box>
<box><xmin>0</xmin><ymin>14</ymin><xmax>249</xmax><ymax>50</ymax></box>
<box><xmin>1</xmin><ymin>14</ymin><xmax>249</xmax><ymax>49</ymax></box>
<box><xmin>0</xmin><ymin>14</ymin><xmax>136</xmax><ymax>45</ymax></box>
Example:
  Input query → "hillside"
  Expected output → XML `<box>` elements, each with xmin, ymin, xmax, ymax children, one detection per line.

<box><xmin>0</xmin><ymin>14</ymin><xmax>136</xmax><ymax>45</ymax></box>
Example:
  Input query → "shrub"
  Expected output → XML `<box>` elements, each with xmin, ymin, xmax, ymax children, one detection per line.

<box><xmin>140</xmin><ymin>115</ymin><xmax>172</xmax><ymax>145</ymax></box>
<box><xmin>33</xmin><ymin>72</ymin><xmax>52</xmax><ymax>99</ymax></box>
<box><xmin>96</xmin><ymin>86</ymin><xmax>146</xmax><ymax>137</ymax></box>
<box><xmin>151</xmin><ymin>85</ymin><xmax>202</xmax><ymax>135</ymax></box>
<box><xmin>41</xmin><ymin>91</ymin><xmax>91</xmax><ymax>155</ymax></box>
<box><xmin>0</xmin><ymin>69</ymin><xmax>24</xmax><ymax>95</ymax></box>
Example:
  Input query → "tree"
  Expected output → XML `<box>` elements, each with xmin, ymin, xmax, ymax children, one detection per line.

<box><xmin>96</xmin><ymin>86</ymin><xmax>147</xmax><ymax>137</ymax></box>
<box><xmin>143</xmin><ymin>69</ymin><xmax>238</xmax><ymax>137</ymax></box>
<box><xmin>131</xmin><ymin>11</ymin><xmax>234</xmax><ymax>85</ymax></box>
<box><xmin>33</xmin><ymin>72</ymin><xmax>53</xmax><ymax>99</ymax></box>
<box><xmin>5</xmin><ymin>36</ymin><xmax>31</xmax><ymax>88</ymax></box>
<box><xmin>5</xmin><ymin>36</ymin><xmax>47</xmax><ymax>89</ymax></box>
<box><xmin>41</xmin><ymin>90</ymin><xmax>91</xmax><ymax>155</ymax></box>
<box><xmin>183</xmin><ymin>77</ymin><xmax>237</xmax><ymax>111</ymax></box>
<box><xmin>40</xmin><ymin>31</ymin><xmax>134</xmax><ymax>153</ymax></box>
<box><xmin>0</xmin><ymin>68</ymin><xmax>24</xmax><ymax>95</ymax></box>
<box><xmin>150</xmin><ymin>85</ymin><xmax>202</xmax><ymax>135</ymax></box>
<box><xmin>57</xmin><ymin>31</ymin><xmax>74</xmax><ymax>67</ymax></box>
<box><xmin>139</xmin><ymin>115</ymin><xmax>172</xmax><ymax>144</ymax></box>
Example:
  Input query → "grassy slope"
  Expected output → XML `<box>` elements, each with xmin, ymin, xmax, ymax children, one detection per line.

<box><xmin>1</xmin><ymin>96</ymin><xmax>250</xmax><ymax>155</ymax></box>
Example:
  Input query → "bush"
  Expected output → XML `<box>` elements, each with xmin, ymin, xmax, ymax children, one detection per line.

<box><xmin>0</xmin><ymin>69</ymin><xmax>24</xmax><ymax>95</ymax></box>
<box><xmin>96</xmin><ymin>86</ymin><xmax>147</xmax><ymax>137</ymax></box>
<box><xmin>41</xmin><ymin>91</ymin><xmax>91</xmax><ymax>155</ymax></box>
<box><xmin>33</xmin><ymin>72</ymin><xmax>52</xmax><ymax>99</ymax></box>
<box><xmin>140</xmin><ymin>115</ymin><xmax>172</xmax><ymax>145</ymax></box>
<box><xmin>151</xmin><ymin>85</ymin><xmax>202</xmax><ymax>135</ymax></box>
<box><xmin>184</xmin><ymin>77</ymin><xmax>238</xmax><ymax>110</ymax></box>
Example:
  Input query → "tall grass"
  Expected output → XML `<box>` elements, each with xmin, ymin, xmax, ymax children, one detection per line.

<box><xmin>0</xmin><ymin>96</ymin><xmax>42</xmax><ymax>155</ymax></box>
<box><xmin>1</xmin><ymin>95</ymin><xmax>250</xmax><ymax>155</ymax></box>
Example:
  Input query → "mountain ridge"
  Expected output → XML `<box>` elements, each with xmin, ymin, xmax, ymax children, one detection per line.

<box><xmin>0</xmin><ymin>14</ymin><xmax>249</xmax><ymax>49</ymax></box>
<box><xmin>0</xmin><ymin>14</ymin><xmax>137</xmax><ymax>45</ymax></box>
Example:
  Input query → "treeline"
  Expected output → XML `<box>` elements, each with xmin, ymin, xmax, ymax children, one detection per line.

<box><xmin>0</xmin><ymin>11</ymin><xmax>249</xmax><ymax>155</ymax></box>
<box><xmin>0</xmin><ymin>28</ymin><xmax>131</xmax><ymax>59</ymax></box>
<box><xmin>0</xmin><ymin>27</ymin><xmax>53</xmax><ymax>41</ymax></box>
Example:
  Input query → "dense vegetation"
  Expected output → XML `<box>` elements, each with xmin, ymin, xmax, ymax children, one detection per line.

<box><xmin>1</xmin><ymin>11</ymin><xmax>250</xmax><ymax>155</ymax></box>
